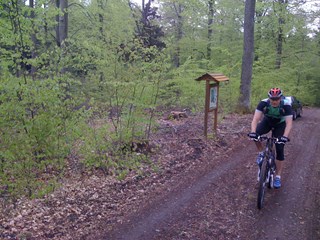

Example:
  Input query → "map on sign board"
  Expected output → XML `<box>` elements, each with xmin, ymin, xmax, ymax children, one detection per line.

<box><xmin>209</xmin><ymin>85</ymin><xmax>218</xmax><ymax>110</ymax></box>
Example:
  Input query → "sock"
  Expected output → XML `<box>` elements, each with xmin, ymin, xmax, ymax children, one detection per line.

<box><xmin>276</xmin><ymin>175</ymin><xmax>281</xmax><ymax>179</ymax></box>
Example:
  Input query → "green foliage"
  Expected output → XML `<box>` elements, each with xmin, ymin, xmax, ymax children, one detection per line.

<box><xmin>70</xmin><ymin>45</ymin><xmax>170</xmax><ymax>178</ymax></box>
<box><xmin>0</xmin><ymin>75</ymin><xmax>85</xmax><ymax>199</ymax></box>
<box><xmin>77</xmin><ymin>121</ymin><xmax>147</xmax><ymax>179</ymax></box>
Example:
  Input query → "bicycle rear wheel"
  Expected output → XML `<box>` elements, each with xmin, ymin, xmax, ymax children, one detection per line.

<box><xmin>257</xmin><ymin>159</ymin><xmax>268</xmax><ymax>209</ymax></box>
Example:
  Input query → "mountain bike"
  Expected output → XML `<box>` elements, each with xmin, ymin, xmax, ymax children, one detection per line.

<box><xmin>256</xmin><ymin>134</ymin><xmax>282</xmax><ymax>209</ymax></box>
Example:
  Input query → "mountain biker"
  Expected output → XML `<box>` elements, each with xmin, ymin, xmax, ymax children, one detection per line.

<box><xmin>248</xmin><ymin>87</ymin><xmax>293</xmax><ymax>189</ymax></box>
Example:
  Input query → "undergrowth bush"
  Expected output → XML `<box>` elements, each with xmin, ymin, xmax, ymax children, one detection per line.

<box><xmin>0</xmin><ymin>75</ymin><xmax>84</xmax><ymax>200</ymax></box>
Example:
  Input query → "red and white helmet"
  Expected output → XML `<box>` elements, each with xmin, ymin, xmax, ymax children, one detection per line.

<box><xmin>268</xmin><ymin>87</ymin><xmax>283</xmax><ymax>98</ymax></box>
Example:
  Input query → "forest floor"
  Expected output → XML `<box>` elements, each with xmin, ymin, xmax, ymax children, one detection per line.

<box><xmin>0</xmin><ymin>108</ymin><xmax>319</xmax><ymax>240</ymax></box>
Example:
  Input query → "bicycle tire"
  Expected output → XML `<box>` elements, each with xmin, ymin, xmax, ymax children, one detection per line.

<box><xmin>268</xmin><ymin>173</ymin><xmax>274</xmax><ymax>189</ymax></box>
<box><xmin>268</xmin><ymin>154</ymin><xmax>276</xmax><ymax>189</ymax></box>
<box><xmin>257</xmin><ymin>158</ymin><xmax>268</xmax><ymax>209</ymax></box>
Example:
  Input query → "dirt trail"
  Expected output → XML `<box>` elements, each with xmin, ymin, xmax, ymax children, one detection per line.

<box><xmin>101</xmin><ymin>108</ymin><xmax>320</xmax><ymax>240</ymax></box>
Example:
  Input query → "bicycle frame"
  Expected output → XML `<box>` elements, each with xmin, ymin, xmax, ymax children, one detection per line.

<box><xmin>257</xmin><ymin>135</ymin><xmax>277</xmax><ymax>209</ymax></box>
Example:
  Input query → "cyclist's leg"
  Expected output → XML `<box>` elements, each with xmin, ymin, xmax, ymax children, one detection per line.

<box><xmin>273</xmin><ymin>122</ymin><xmax>286</xmax><ymax>188</ymax></box>
<box><xmin>254</xmin><ymin>119</ymin><xmax>271</xmax><ymax>171</ymax></box>
<box><xmin>255</xmin><ymin>118</ymin><xmax>272</xmax><ymax>151</ymax></box>
<box><xmin>273</xmin><ymin>122</ymin><xmax>285</xmax><ymax>175</ymax></box>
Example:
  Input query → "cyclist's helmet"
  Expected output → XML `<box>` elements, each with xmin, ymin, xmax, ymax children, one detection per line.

<box><xmin>268</xmin><ymin>87</ymin><xmax>283</xmax><ymax>98</ymax></box>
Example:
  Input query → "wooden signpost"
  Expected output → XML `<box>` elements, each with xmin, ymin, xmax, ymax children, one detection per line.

<box><xmin>195</xmin><ymin>73</ymin><xmax>229</xmax><ymax>138</ymax></box>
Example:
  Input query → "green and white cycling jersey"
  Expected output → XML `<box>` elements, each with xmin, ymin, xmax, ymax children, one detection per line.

<box><xmin>256</xmin><ymin>97</ymin><xmax>293</xmax><ymax>125</ymax></box>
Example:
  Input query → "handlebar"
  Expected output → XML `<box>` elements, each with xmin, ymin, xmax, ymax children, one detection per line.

<box><xmin>251</xmin><ymin>135</ymin><xmax>290</xmax><ymax>144</ymax></box>
<box><xmin>257</xmin><ymin>136</ymin><xmax>276</xmax><ymax>141</ymax></box>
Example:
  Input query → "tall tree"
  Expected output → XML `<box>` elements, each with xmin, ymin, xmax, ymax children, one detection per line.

<box><xmin>56</xmin><ymin>0</ymin><xmax>68</xmax><ymax>47</ymax></box>
<box><xmin>28</xmin><ymin>0</ymin><xmax>38</xmax><ymax>78</ymax></box>
<box><xmin>207</xmin><ymin>0</ymin><xmax>215</xmax><ymax>60</ymax></box>
<box><xmin>274</xmin><ymin>0</ymin><xmax>288</xmax><ymax>69</ymax></box>
<box><xmin>238</xmin><ymin>0</ymin><xmax>256</xmax><ymax>112</ymax></box>
<box><xmin>130</xmin><ymin>0</ymin><xmax>165</xmax><ymax>49</ymax></box>
<box><xmin>172</xmin><ymin>2</ymin><xmax>184</xmax><ymax>67</ymax></box>
<box><xmin>4</xmin><ymin>0</ymin><xmax>30</xmax><ymax>80</ymax></box>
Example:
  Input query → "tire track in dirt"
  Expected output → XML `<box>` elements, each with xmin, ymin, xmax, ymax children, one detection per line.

<box><xmin>101</xmin><ymin>145</ymin><xmax>246</xmax><ymax>240</ymax></box>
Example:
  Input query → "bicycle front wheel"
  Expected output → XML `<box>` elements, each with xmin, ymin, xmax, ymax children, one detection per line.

<box><xmin>257</xmin><ymin>159</ymin><xmax>268</xmax><ymax>209</ymax></box>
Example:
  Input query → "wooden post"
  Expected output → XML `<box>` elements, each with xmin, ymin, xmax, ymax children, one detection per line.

<box><xmin>204</xmin><ymin>80</ymin><xmax>210</xmax><ymax>138</ymax></box>
<box><xmin>213</xmin><ymin>84</ymin><xmax>219</xmax><ymax>131</ymax></box>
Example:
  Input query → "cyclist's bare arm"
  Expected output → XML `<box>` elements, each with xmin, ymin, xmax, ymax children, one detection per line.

<box><xmin>284</xmin><ymin>116</ymin><xmax>293</xmax><ymax>138</ymax></box>
<box><xmin>251</xmin><ymin>110</ymin><xmax>264</xmax><ymax>151</ymax></box>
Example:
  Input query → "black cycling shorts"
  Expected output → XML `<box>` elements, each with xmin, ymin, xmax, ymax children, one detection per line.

<box><xmin>256</xmin><ymin>117</ymin><xmax>286</xmax><ymax>161</ymax></box>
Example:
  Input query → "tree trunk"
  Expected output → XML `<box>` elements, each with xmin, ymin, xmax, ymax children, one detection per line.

<box><xmin>55</xmin><ymin>0</ymin><xmax>68</xmax><ymax>47</ymax></box>
<box><xmin>98</xmin><ymin>0</ymin><xmax>104</xmax><ymax>39</ymax></box>
<box><xmin>207</xmin><ymin>0</ymin><xmax>215</xmax><ymax>60</ymax></box>
<box><xmin>275</xmin><ymin>19</ymin><xmax>283</xmax><ymax>69</ymax></box>
<box><xmin>275</xmin><ymin>0</ymin><xmax>288</xmax><ymax>69</ymax></box>
<box><xmin>238</xmin><ymin>0</ymin><xmax>256</xmax><ymax>113</ymax></box>
<box><xmin>29</xmin><ymin>0</ymin><xmax>37</xmax><ymax>78</ymax></box>
<box><xmin>173</xmin><ymin>3</ymin><xmax>183</xmax><ymax>68</ymax></box>
<box><xmin>254</xmin><ymin>0</ymin><xmax>266</xmax><ymax>62</ymax></box>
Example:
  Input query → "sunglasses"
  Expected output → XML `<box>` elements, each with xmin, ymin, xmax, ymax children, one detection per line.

<box><xmin>269</xmin><ymin>97</ymin><xmax>280</xmax><ymax>101</ymax></box>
